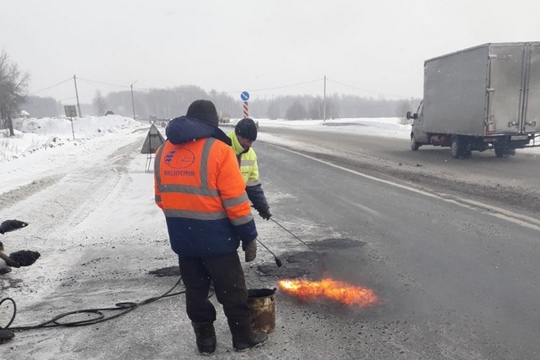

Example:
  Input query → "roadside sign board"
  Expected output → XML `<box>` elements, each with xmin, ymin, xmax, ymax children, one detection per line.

<box><xmin>141</xmin><ymin>124</ymin><xmax>165</xmax><ymax>154</ymax></box>
<box><xmin>64</xmin><ymin>105</ymin><xmax>78</xmax><ymax>118</ymax></box>
<box><xmin>240</xmin><ymin>91</ymin><xmax>250</xmax><ymax>101</ymax></box>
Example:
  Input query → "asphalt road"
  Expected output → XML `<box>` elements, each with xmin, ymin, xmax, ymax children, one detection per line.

<box><xmin>252</xmin><ymin>127</ymin><xmax>540</xmax><ymax>359</ymax></box>
<box><xmin>260</xmin><ymin>125</ymin><xmax>540</xmax><ymax>218</ymax></box>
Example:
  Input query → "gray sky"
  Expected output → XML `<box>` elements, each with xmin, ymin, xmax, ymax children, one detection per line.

<box><xmin>2</xmin><ymin>0</ymin><xmax>540</xmax><ymax>104</ymax></box>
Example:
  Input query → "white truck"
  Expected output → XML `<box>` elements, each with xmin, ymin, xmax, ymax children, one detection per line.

<box><xmin>407</xmin><ymin>42</ymin><xmax>540</xmax><ymax>158</ymax></box>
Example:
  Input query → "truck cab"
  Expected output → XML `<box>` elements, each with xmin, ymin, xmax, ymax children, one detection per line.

<box><xmin>406</xmin><ymin>102</ymin><xmax>427</xmax><ymax>151</ymax></box>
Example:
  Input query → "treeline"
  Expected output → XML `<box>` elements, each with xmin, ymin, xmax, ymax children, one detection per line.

<box><xmin>23</xmin><ymin>85</ymin><xmax>420</xmax><ymax>120</ymax></box>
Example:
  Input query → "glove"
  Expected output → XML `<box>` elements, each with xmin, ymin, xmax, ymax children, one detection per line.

<box><xmin>258</xmin><ymin>209</ymin><xmax>272</xmax><ymax>221</ymax></box>
<box><xmin>243</xmin><ymin>239</ymin><xmax>257</xmax><ymax>262</ymax></box>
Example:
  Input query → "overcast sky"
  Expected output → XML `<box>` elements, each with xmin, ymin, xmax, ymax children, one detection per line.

<box><xmin>2</xmin><ymin>0</ymin><xmax>540</xmax><ymax>104</ymax></box>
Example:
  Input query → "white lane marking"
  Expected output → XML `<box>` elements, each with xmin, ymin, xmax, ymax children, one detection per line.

<box><xmin>350</xmin><ymin>201</ymin><xmax>382</xmax><ymax>217</ymax></box>
<box><xmin>271</xmin><ymin>144</ymin><xmax>540</xmax><ymax>233</ymax></box>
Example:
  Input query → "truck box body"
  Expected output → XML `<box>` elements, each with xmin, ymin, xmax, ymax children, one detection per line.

<box><xmin>422</xmin><ymin>42</ymin><xmax>540</xmax><ymax>136</ymax></box>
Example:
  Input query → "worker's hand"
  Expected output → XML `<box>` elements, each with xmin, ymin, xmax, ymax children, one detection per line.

<box><xmin>243</xmin><ymin>239</ymin><xmax>257</xmax><ymax>262</ymax></box>
<box><xmin>258</xmin><ymin>209</ymin><xmax>272</xmax><ymax>221</ymax></box>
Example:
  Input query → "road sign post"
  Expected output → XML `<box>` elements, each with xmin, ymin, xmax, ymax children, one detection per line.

<box><xmin>240</xmin><ymin>91</ymin><xmax>250</xmax><ymax>118</ymax></box>
<box><xmin>64</xmin><ymin>105</ymin><xmax>78</xmax><ymax>140</ymax></box>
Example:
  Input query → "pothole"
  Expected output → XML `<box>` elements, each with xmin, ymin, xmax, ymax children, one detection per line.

<box><xmin>258</xmin><ymin>251</ymin><xmax>323</xmax><ymax>278</ymax></box>
<box><xmin>258</xmin><ymin>238</ymin><xmax>366</xmax><ymax>278</ymax></box>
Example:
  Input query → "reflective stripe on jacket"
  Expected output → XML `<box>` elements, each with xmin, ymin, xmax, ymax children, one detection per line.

<box><xmin>227</xmin><ymin>131</ymin><xmax>270</xmax><ymax>213</ymax></box>
<box><xmin>155</xmin><ymin>124</ymin><xmax>257</xmax><ymax>257</ymax></box>
<box><xmin>227</xmin><ymin>131</ymin><xmax>261</xmax><ymax>186</ymax></box>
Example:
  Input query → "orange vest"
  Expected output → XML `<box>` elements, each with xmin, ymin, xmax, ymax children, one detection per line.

<box><xmin>154</xmin><ymin>137</ymin><xmax>256</xmax><ymax>256</ymax></box>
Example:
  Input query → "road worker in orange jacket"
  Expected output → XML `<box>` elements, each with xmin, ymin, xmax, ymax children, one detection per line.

<box><xmin>154</xmin><ymin>100</ymin><xmax>267</xmax><ymax>354</ymax></box>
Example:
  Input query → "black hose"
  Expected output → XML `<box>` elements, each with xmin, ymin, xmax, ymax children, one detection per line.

<box><xmin>2</xmin><ymin>277</ymin><xmax>185</xmax><ymax>332</ymax></box>
<box><xmin>0</xmin><ymin>297</ymin><xmax>16</xmax><ymax>329</ymax></box>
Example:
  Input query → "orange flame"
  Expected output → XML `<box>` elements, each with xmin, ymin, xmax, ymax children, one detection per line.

<box><xmin>279</xmin><ymin>278</ymin><xmax>378</xmax><ymax>307</ymax></box>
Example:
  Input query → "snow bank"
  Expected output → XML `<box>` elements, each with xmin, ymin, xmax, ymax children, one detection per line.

<box><xmin>1</xmin><ymin>116</ymin><xmax>141</xmax><ymax>162</ymax></box>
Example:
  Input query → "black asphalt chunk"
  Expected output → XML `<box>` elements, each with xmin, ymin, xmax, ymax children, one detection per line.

<box><xmin>9</xmin><ymin>250</ymin><xmax>41</xmax><ymax>266</ymax></box>
<box><xmin>0</xmin><ymin>220</ymin><xmax>29</xmax><ymax>235</ymax></box>
<box><xmin>0</xmin><ymin>329</ymin><xmax>15</xmax><ymax>344</ymax></box>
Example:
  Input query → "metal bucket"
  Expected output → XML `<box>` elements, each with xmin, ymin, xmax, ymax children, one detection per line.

<box><xmin>247</xmin><ymin>288</ymin><xmax>276</xmax><ymax>333</ymax></box>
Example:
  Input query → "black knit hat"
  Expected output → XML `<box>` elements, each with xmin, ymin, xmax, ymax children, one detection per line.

<box><xmin>235</xmin><ymin>118</ymin><xmax>257</xmax><ymax>141</ymax></box>
<box><xmin>186</xmin><ymin>100</ymin><xmax>219</xmax><ymax>127</ymax></box>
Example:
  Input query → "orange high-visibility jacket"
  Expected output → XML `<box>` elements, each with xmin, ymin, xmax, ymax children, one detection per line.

<box><xmin>154</xmin><ymin>116</ymin><xmax>257</xmax><ymax>256</ymax></box>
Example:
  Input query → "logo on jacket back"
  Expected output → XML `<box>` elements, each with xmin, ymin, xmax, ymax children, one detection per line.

<box><xmin>164</xmin><ymin>148</ymin><xmax>195</xmax><ymax>169</ymax></box>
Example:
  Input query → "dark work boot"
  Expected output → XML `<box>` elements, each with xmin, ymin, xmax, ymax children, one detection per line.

<box><xmin>228</xmin><ymin>319</ymin><xmax>268</xmax><ymax>352</ymax></box>
<box><xmin>192</xmin><ymin>321</ymin><xmax>216</xmax><ymax>354</ymax></box>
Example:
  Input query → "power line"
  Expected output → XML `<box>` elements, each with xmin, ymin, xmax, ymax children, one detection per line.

<box><xmin>327</xmin><ymin>78</ymin><xmax>411</xmax><ymax>99</ymax></box>
<box><xmin>28</xmin><ymin>78</ymin><xmax>72</xmax><ymax>95</ymax></box>
<box><xmin>227</xmin><ymin>78</ymin><xmax>323</xmax><ymax>93</ymax></box>
<box><xmin>77</xmin><ymin>77</ymin><xmax>130</xmax><ymax>89</ymax></box>
<box><xmin>27</xmin><ymin>76</ymin><xmax>415</xmax><ymax>102</ymax></box>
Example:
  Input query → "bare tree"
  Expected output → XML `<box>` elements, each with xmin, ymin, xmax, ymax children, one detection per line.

<box><xmin>0</xmin><ymin>50</ymin><xmax>30</xmax><ymax>136</ymax></box>
<box><xmin>285</xmin><ymin>101</ymin><xmax>308</xmax><ymax>120</ymax></box>
<box><xmin>308</xmin><ymin>98</ymin><xmax>324</xmax><ymax>120</ymax></box>
<box><xmin>92</xmin><ymin>90</ymin><xmax>107</xmax><ymax>115</ymax></box>
<box><xmin>267</xmin><ymin>100</ymin><xmax>281</xmax><ymax>120</ymax></box>
<box><xmin>397</xmin><ymin>98</ymin><xmax>418</xmax><ymax>125</ymax></box>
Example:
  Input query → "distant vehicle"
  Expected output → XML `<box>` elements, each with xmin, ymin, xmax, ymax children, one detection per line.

<box><xmin>219</xmin><ymin>111</ymin><xmax>231</xmax><ymax>124</ymax></box>
<box><xmin>104</xmin><ymin>111</ymin><xmax>115</xmax><ymax>116</ymax></box>
<box><xmin>407</xmin><ymin>42</ymin><xmax>540</xmax><ymax>158</ymax></box>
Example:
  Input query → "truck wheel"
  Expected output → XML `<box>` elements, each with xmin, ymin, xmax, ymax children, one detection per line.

<box><xmin>494</xmin><ymin>146</ymin><xmax>504</xmax><ymax>157</ymax></box>
<box><xmin>410</xmin><ymin>134</ymin><xmax>420</xmax><ymax>151</ymax></box>
<box><xmin>450</xmin><ymin>136</ymin><xmax>461</xmax><ymax>159</ymax></box>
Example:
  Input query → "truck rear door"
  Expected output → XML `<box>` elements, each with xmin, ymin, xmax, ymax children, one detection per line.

<box><xmin>523</xmin><ymin>43</ymin><xmax>540</xmax><ymax>134</ymax></box>
<box><xmin>487</xmin><ymin>44</ymin><xmax>523</xmax><ymax>135</ymax></box>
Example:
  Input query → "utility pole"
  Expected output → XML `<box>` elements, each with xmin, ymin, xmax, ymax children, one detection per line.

<box><xmin>323</xmin><ymin>75</ymin><xmax>327</xmax><ymax>122</ymax></box>
<box><xmin>131</xmin><ymin>81</ymin><xmax>137</xmax><ymax>120</ymax></box>
<box><xmin>73</xmin><ymin>75</ymin><xmax>82</xmax><ymax>118</ymax></box>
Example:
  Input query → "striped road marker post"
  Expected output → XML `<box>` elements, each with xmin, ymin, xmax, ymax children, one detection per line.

<box><xmin>241</xmin><ymin>91</ymin><xmax>250</xmax><ymax>118</ymax></box>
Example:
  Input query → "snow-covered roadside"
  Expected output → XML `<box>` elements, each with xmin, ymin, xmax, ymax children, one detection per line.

<box><xmin>0</xmin><ymin>116</ymin><xmax>145</xmax><ymax>195</ymax></box>
<box><xmin>1</xmin><ymin>116</ymin><xmax>141</xmax><ymax>161</ymax></box>
<box><xmin>257</xmin><ymin>117</ymin><xmax>412</xmax><ymax>139</ymax></box>
<box><xmin>0</xmin><ymin>133</ymin><xmax>187</xmax><ymax>359</ymax></box>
